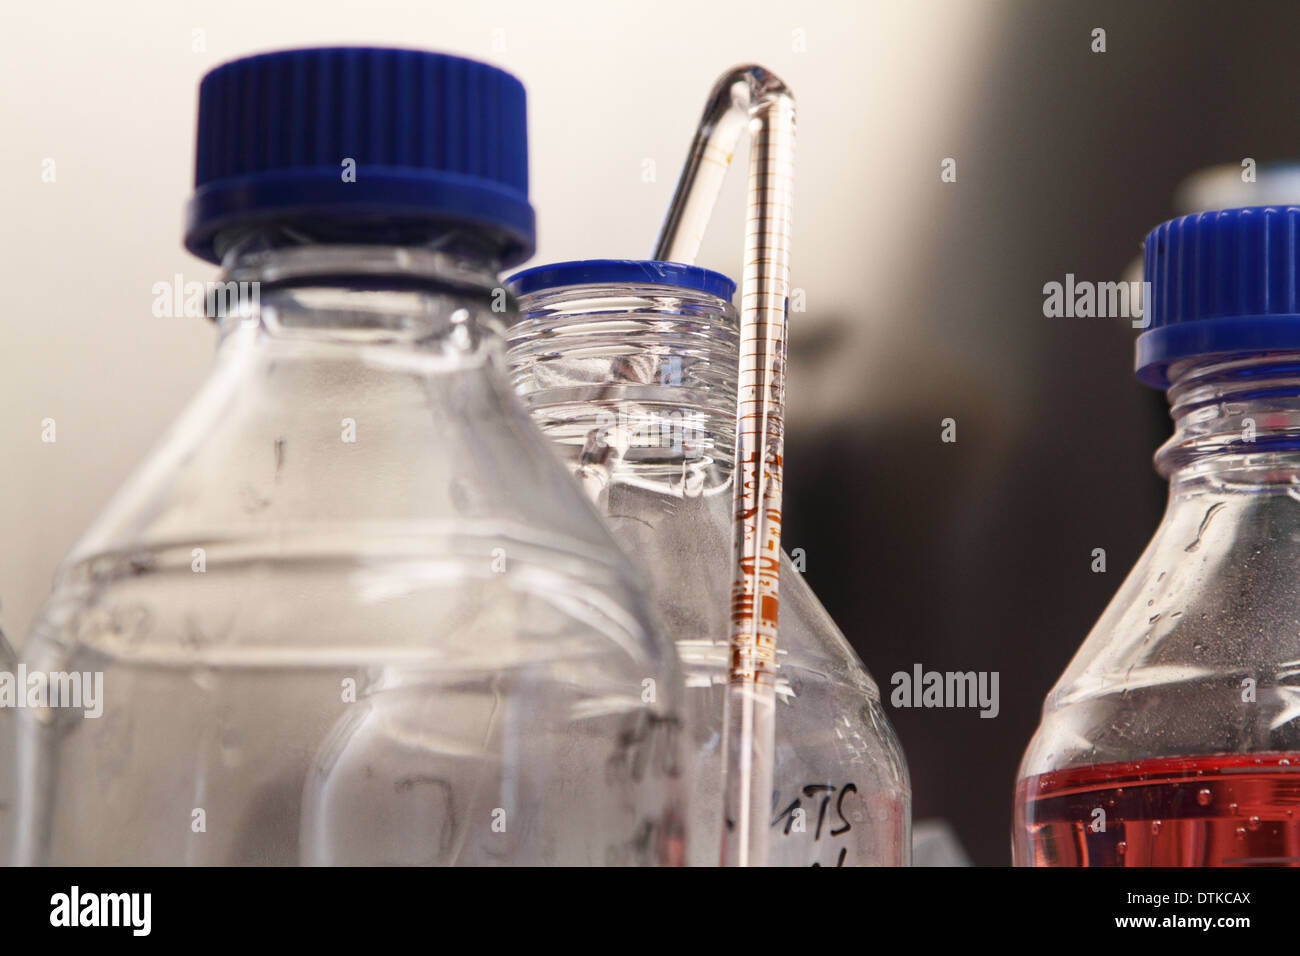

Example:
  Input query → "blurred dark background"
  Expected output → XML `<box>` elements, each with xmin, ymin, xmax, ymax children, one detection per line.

<box><xmin>783</xmin><ymin>0</ymin><xmax>1300</xmax><ymax>864</ymax></box>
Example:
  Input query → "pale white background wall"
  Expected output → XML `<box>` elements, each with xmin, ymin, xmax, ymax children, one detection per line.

<box><xmin>0</xmin><ymin>0</ymin><xmax>996</xmax><ymax>641</ymax></box>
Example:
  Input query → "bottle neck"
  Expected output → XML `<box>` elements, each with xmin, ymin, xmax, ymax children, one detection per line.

<box><xmin>213</xmin><ymin>227</ymin><xmax>508</xmax><ymax>363</ymax></box>
<box><xmin>506</xmin><ymin>285</ymin><xmax>738</xmax><ymax>499</ymax></box>
<box><xmin>1158</xmin><ymin>352</ymin><xmax>1300</xmax><ymax>491</ymax></box>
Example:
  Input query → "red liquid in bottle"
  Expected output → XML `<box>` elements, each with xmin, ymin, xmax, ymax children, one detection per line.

<box><xmin>1014</xmin><ymin>753</ymin><xmax>1300</xmax><ymax>866</ymax></box>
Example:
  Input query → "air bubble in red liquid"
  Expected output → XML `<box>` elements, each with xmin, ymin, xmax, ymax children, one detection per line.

<box><xmin>1013</xmin><ymin>753</ymin><xmax>1300</xmax><ymax>866</ymax></box>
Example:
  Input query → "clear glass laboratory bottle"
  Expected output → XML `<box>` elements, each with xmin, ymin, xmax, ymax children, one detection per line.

<box><xmin>11</xmin><ymin>49</ymin><xmax>685</xmax><ymax>866</ymax></box>
<box><xmin>1015</xmin><ymin>205</ymin><xmax>1300</xmax><ymax>867</ymax></box>
<box><xmin>505</xmin><ymin>260</ymin><xmax>911</xmax><ymax>866</ymax></box>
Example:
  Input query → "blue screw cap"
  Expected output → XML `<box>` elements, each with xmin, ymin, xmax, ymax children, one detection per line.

<box><xmin>184</xmin><ymin>47</ymin><xmax>535</xmax><ymax>266</ymax></box>
<box><xmin>506</xmin><ymin>259</ymin><xmax>736</xmax><ymax>301</ymax></box>
<box><xmin>1138</xmin><ymin>206</ymin><xmax>1300</xmax><ymax>388</ymax></box>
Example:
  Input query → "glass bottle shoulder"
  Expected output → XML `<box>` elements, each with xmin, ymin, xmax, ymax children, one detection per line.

<box><xmin>29</xmin><ymin>323</ymin><xmax>668</xmax><ymax>676</ymax></box>
<box><xmin>1024</xmin><ymin>484</ymin><xmax>1300</xmax><ymax>775</ymax></box>
<box><xmin>597</xmin><ymin>479</ymin><xmax>880</xmax><ymax>696</ymax></box>
<box><xmin>595</xmin><ymin>480</ymin><xmax>910</xmax><ymax>864</ymax></box>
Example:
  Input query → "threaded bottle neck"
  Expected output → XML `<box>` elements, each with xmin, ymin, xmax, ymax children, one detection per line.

<box><xmin>506</xmin><ymin>283</ymin><xmax>738</xmax><ymax>496</ymax></box>
<box><xmin>1158</xmin><ymin>351</ymin><xmax>1300</xmax><ymax>487</ymax></box>
<box><xmin>212</xmin><ymin>229</ymin><xmax>507</xmax><ymax>362</ymax></box>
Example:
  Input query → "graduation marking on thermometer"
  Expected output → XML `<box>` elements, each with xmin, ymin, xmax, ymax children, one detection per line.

<box><xmin>655</xmin><ymin>64</ymin><xmax>796</xmax><ymax>868</ymax></box>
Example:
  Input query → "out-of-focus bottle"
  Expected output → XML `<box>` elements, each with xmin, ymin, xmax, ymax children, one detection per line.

<box><xmin>1016</xmin><ymin>205</ymin><xmax>1300</xmax><ymax>866</ymax></box>
<box><xmin>12</xmin><ymin>49</ymin><xmax>685</xmax><ymax>866</ymax></box>
<box><xmin>505</xmin><ymin>260</ymin><xmax>911</xmax><ymax>866</ymax></box>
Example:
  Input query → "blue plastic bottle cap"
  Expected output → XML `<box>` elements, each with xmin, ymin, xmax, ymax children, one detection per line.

<box><xmin>1138</xmin><ymin>205</ymin><xmax>1300</xmax><ymax>388</ymax></box>
<box><xmin>184</xmin><ymin>47</ymin><xmax>535</xmax><ymax>266</ymax></box>
<box><xmin>506</xmin><ymin>259</ymin><xmax>737</xmax><ymax>302</ymax></box>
